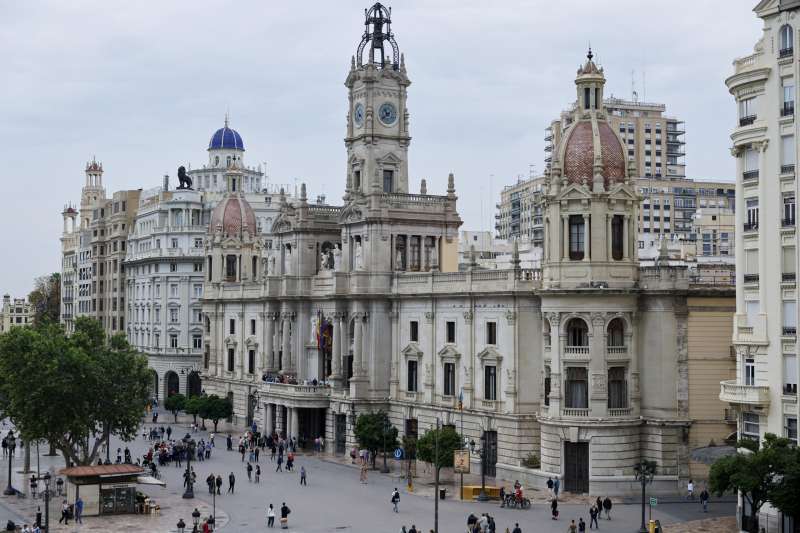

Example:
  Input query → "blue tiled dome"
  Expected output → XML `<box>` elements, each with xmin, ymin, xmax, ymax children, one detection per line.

<box><xmin>208</xmin><ymin>124</ymin><xmax>244</xmax><ymax>151</ymax></box>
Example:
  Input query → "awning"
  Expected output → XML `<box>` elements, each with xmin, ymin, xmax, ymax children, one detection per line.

<box><xmin>136</xmin><ymin>475</ymin><xmax>166</xmax><ymax>487</ymax></box>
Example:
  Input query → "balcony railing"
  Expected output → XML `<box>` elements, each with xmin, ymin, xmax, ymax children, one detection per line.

<box><xmin>782</xmin><ymin>102</ymin><xmax>795</xmax><ymax>116</ymax></box>
<box><xmin>783</xmin><ymin>327</ymin><xmax>797</xmax><ymax>336</ymax></box>
<box><xmin>783</xmin><ymin>217</ymin><xmax>796</xmax><ymax>227</ymax></box>
<box><xmin>779</xmin><ymin>47</ymin><xmax>794</xmax><ymax>59</ymax></box>
<box><xmin>781</xmin><ymin>164</ymin><xmax>796</xmax><ymax>175</ymax></box>
<box><xmin>742</xmin><ymin>170</ymin><xmax>759</xmax><ymax>181</ymax></box>
<box><xmin>739</xmin><ymin>115</ymin><xmax>757</xmax><ymax>127</ymax></box>
<box><xmin>562</xmin><ymin>408</ymin><xmax>589</xmax><ymax>417</ymax></box>
<box><xmin>563</xmin><ymin>346</ymin><xmax>590</xmax><ymax>359</ymax></box>
<box><xmin>608</xmin><ymin>407</ymin><xmax>632</xmax><ymax>417</ymax></box>
<box><xmin>743</xmin><ymin>274</ymin><xmax>759</xmax><ymax>283</ymax></box>
<box><xmin>743</xmin><ymin>222</ymin><xmax>758</xmax><ymax>232</ymax></box>
<box><xmin>719</xmin><ymin>379</ymin><xmax>770</xmax><ymax>406</ymax></box>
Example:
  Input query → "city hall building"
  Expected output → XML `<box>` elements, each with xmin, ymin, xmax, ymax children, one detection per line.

<box><xmin>199</xmin><ymin>3</ymin><xmax>735</xmax><ymax>495</ymax></box>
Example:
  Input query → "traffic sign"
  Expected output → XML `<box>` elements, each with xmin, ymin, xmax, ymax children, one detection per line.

<box><xmin>649</xmin><ymin>497</ymin><xmax>657</xmax><ymax>507</ymax></box>
<box><xmin>394</xmin><ymin>448</ymin><xmax>404</xmax><ymax>459</ymax></box>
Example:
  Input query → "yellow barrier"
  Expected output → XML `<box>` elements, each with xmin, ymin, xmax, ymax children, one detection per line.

<box><xmin>461</xmin><ymin>485</ymin><xmax>501</xmax><ymax>500</ymax></box>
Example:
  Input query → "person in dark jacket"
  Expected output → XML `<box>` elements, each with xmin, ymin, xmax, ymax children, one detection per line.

<box><xmin>280</xmin><ymin>502</ymin><xmax>291</xmax><ymax>526</ymax></box>
<box><xmin>602</xmin><ymin>497</ymin><xmax>612</xmax><ymax>520</ymax></box>
<box><xmin>550</xmin><ymin>498</ymin><xmax>558</xmax><ymax>520</ymax></box>
<box><xmin>215</xmin><ymin>474</ymin><xmax>222</xmax><ymax>495</ymax></box>
<box><xmin>228</xmin><ymin>472</ymin><xmax>236</xmax><ymax>494</ymax></box>
<box><xmin>589</xmin><ymin>504</ymin><xmax>599</xmax><ymax>529</ymax></box>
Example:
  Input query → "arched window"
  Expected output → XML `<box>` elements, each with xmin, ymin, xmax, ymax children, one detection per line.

<box><xmin>780</xmin><ymin>24</ymin><xmax>794</xmax><ymax>56</ymax></box>
<box><xmin>543</xmin><ymin>320</ymin><xmax>552</xmax><ymax>348</ymax></box>
<box><xmin>611</xmin><ymin>215</ymin><xmax>624</xmax><ymax>260</ymax></box>
<box><xmin>607</xmin><ymin>318</ymin><xmax>625</xmax><ymax>347</ymax></box>
<box><xmin>214</xmin><ymin>156</ymin><xmax>220</xmax><ymax>166</ymax></box>
<box><xmin>566</xmin><ymin>318</ymin><xmax>589</xmax><ymax>347</ymax></box>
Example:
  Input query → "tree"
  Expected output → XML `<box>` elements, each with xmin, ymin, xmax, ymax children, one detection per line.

<box><xmin>354</xmin><ymin>411</ymin><xmax>398</xmax><ymax>469</ymax></box>
<box><xmin>185</xmin><ymin>396</ymin><xmax>202</xmax><ymax>427</ymax></box>
<box><xmin>766</xmin><ymin>438</ymin><xmax>800</xmax><ymax>524</ymax></box>
<box><xmin>710</xmin><ymin>434</ymin><xmax>794</xmax><ymax>533</ymax></box>
<box><xmin>164</xmin><ymin>394</ymin><xmax>186</xmax><ymax>424</ymax></box>
<box><xmin>0</xmin><ymin>317</ymin><xmax>150</xmax><ymax>466</ymax></box>
<box><xmin>416</xmin><ymin>425</ymin><xmax>462</xmax><ymax>472</ymax></box>
<box><xmin>198</xmin><ymin>395</ymin><xmax>233</xmax><ymax>432</ymax></box>
<box><xmin>28</xmin><ymin>273</ymin><xmax>61</xmax><ymax>326</ymax></box>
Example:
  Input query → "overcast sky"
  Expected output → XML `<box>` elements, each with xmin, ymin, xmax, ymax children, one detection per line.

<box><xmin>0</xmin><ymin>1</ymin><xmax>761</xmax><ymax>296</ymax></box>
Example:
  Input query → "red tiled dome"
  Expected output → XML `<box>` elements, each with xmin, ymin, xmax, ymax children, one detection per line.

<box><xmin>563</xmin><ymin>120</ymin><xmax>626</xmax><ymax>188</ymax></box>
<box><xmin>210</xmin><ymin>195</ymin><xmax>257</xmax><ymax>237</ymax></box>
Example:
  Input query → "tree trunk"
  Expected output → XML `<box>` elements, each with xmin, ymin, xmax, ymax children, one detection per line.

<box><xmin>213</xmin><ymin>420</ymin><xmax>219</xmax><ymax>432</ymax></box>
<box><xmin>174</xmin><ymin>411</ymin><xmax>179</xmax><ymax>424</ymax></box>
<box><xmin>23</xmin><ymin>441</ymin><xmax>31</xmax><ymax>473</ymax></box>
<box><xmin>46</xmin><ymin>442</ymin><xmax>57</xmax><ymax>456</ymax></box>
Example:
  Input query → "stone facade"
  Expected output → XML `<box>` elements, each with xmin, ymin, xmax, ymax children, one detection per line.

<box><xmin>0</xmin><ymin>295</ymin><xmax>33</xmax><ymax>332</ymax></box>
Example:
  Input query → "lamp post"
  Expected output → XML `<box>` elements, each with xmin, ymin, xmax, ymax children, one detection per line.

<box><xmin>634</xmin><ymin>460</ymin><xmax>657</xmax><ymax>533</ymax></box>
<box><xmin>182</xmin><ymin>434</ymin><xmax>196</xmax><ymax>499</ymax></box>
<box><xmin>381</xmin><ymin>416</ymin><xmax>390</xmax><ymax>474</ymax></box>
<box><xmin>43</xmin><ymin>472</ymin><xmax>51</xmax><ymax>533</ymax></box>
<box><xmin>4</xmin><ymin>430</ymin><xmax>16</xmax><ymax>495</ymax></box>
<box><xmin>470</xmin><ymin>434</ymin><xmax>489</xmax><ymax>502</ymax></box>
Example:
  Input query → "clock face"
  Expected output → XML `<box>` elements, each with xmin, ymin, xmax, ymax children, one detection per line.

<box><xmin>378</xmin><ymin>102</ymin><xmax>397</xmax><ymax>125</ymax></box>
<box><xmin>354</xmin><ymin>103</ymin><xmax>364</xmax><ymax>127</ymax></box>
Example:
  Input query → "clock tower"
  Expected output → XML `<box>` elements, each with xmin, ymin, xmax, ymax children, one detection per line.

<box><xmin>344</xmin><ymin>2</ymin><xmax>411</xmax><ymax>198</ymax></box>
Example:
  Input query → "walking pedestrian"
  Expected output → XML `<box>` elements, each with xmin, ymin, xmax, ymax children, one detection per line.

<box><xmin>546</xmin><ymin>477</ymin><xmax>554</xmax><ymax>498</ymax></box>
<box><xmin>687</xmin><ymin>479</ymin><xmax>695</xmax><ymax>500</ymax></box>
<box><xmin>255</xmin><ymin>447</ymin><xmax>260</xmax><ymax>462</ymax></box>
<box><xmin>554</xmin><ymin>477</ymin><xmax>561</xmax><ymax>500</ymax></box>
<box><xmin>29</xmin><ymin>475</ymin><xmax>37</xmax><ymax>499</ymax></box>
<box><xmin>255</xmin><ymin>465</ymin><xmax>261</xmax><ymax>483</ymax></box>
<box><xmin>275</xmin><ymin>454</ymin><xmax>283</xmax><ymax>472</ymax></box>
<box><xmin>551</xmin><ymin>498</ymin><xmax>559</xmax><ymax>520</ymax></box>
<box><xmin>578</xmin><ymin>518</ymin><xmax>586</xmax><ymax>532</ymax></box>
<box><xmin>246</xmin><ymin>462</ymin><xmax>253</xmax><ymax>482</ymax></box>
<box><xmin>227</xmin><ymin>472</ymin><xmax>235</xmax><ymax>494</ymax></box>
<box><xmin>280</xmin><ymin>502</ymin><xmax>291</xmax><ymax>529</ymax></box>
<box><xmin>206</xmin><ymin>474</ymin><xmax>214</xmax><ymax>494</ymax></box>
<box><xmin>58</xmin><ymin>500</ymin><xmax>69</xmax><ymax>525</ymax></box>
<box><xmin>75</xmin><ymin>496</ymin><xmax>83</xmax><ymax>524</ymax></box>
<box><xmin>215</xmin><ymin>474</ymin><xmax>222</xmax><ymax>495</ymax></box>
<box><xmin>512</xmin><ymin>524</ymin><xmax>522</xmax><ymax>533</ymax></box>
<box><xmin>300</xmin><ymin>466</ymin><xmax>307</xmax><ymax>485</ymax></box>
<box><xmin>568</xmin><ymin>519</ymin><xmax>578</xmax><ymax>533</ymax></box>
<box><xmin>267</xmin><ymin>504</ymin><xmax>275</xmax><ymax>528</ymax></box>
<box><xmin>360</xmin><ymin>462</ymin><xmax>368</xmax><ymax>484</ymax></box>
<box><xmin>699</xmin><ymin>488</ymin><xmax>709</xmax><ymax>512</ymax></box>
<box><xmin>602</xmin><ymin>497</ymin><xmax>612</xmax><ymax>520</ymax></box>
<box><xmin>391</xmin><ymin>487</ymin><xmax>400</xmax><ymax>513</ymax></box>
<box><xmin>589</xmin><ymin>505</ymin><xmax>599</xmax><ymax>529</ymax></box>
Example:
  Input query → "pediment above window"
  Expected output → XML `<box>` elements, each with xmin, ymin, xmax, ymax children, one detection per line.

<box><xmin>401</xmin><ymin>342</ymin><xmax>423</xmax><ymax>358</ymax></box>
<box><xmin>245</xmin><ymin>336</ymin><xmax>259</xmax><ymax>348</ymax></box>
<box><xmin>224</xmin><ymin>336</ymin><xmax>238</xmax><ymax>347</ymax></box>
<box><xmin>437</xmin><ymin>344</ymin><xmax>461</xmax><ymax>360</ymax></box>
<box><xmin>477</xmin><ymin>345</ymin><xmax>503</xmax><ymax>363</ymax></box>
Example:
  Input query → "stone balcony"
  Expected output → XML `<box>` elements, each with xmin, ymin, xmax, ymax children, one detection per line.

<box><xmin>606</xmin><ymin>346</ymin><xmax>628</xmax><ymax>360</ymax></box>
<box><xmin>719</xmin><ymin>379</ymin><xmax>770</xmax><ymax>407</ymax></box>
<box><xmin>563</xmin><ymin>346</ymin><xmax>590</xmax><ymax>361</ymax></box>
<box><xmin>259</xmin><ymin>381</ymin><xmax>332</xmax><ymax>408</ymax></box>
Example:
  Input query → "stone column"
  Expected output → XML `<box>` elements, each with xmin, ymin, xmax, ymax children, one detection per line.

<box><xmin>290</xmin><ymin>407</ymin><xmax>300</xmax><ymax>442</ymax></box>
<box><xmin>606</xmin><ymin>215</ymin><xmax>613</xmax><ymax>260</ymax></box>
<box><xmin>353</xmin><ymin>314</ymin><xmax>363</xmax><ymax>376</ymax></box>
<box><xmin>331</xmin><ymin>314</ymin><xmax>342</xmax><ymax>387</ymax></box>
<box><xmin>237</xmin><ymin>312</ymin><xmax>245</xmax><ymax>379</ymax></box>
<box><xmin>265</xmin><ymin>313</ymin><xmax>275</xmax><ymax>372</ymax></box>
<box><xmin>340</xmin><ymin>314</ymin><xmax>350</xmax><ymax>377</ymax></box>
<box><xmin>623</xmin><ymin>214</ymin><xmax>630</xmax><ymax>260</ymax></box>
<box><xmin>284</xmin><ymin>406</ymin><xmax>291</xmax><ymax>438</ymax></box>
<box><xmin>265</xmin><ymin>403</ymin><xmax>273</xmax><ymax>435</ymax></box>
<box><xmin>281</xmin><ymin>316</ymin><xmax>291</xmax><ymax>373</ymax></box>
<box><xmin>361</xmin><ymin>313</ymin><xmax>370</xmax><ymax>378</ymax></box>
<box><xmin>548</xmin><ymin>313</ymin><xmax>562</xmax><ymax>418</ymax></box>
<box><xmin>561</xmin><ymin>215</ymin><xmax>569</xmax><ymax>260</ymax></box>
<box><xmin>582</xmin><ymin>214</ymin><xmax>590</xmax><ymax>262</ymax></box>
<box><xmin>432</xmin><ymin>236</ymin><xmax>440</xmax><ymax>271</ymax></box>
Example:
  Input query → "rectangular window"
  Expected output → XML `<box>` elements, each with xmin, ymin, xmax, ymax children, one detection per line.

<box><xmin>783</xmin><ymin>135</ymin><xmax>796</xmax><ymax>166</ymax></box>
<box><xmin>383</xmin><ymin>169</ymin><xmax>394</xmax><ymax>193</ymax></box>
<box><xmin>250</xmin><ymin>319</ymin><xmax>256</xmax><ymax>336</ymax></box>
<box><xmin>742</xmin><ymin>412</ymin><xmax>760</xmax><ymax>443</ymax></box>
<box><xmin>192</xmin><ymin>335</ymin><xmax>202</xmax><ymax>349</ymax></box>
<box><xmin>170</xmin><ymin>263</ymin><xmax>177</xmax><ymax>272</ymax></box>
<box><xmin>170</xmin><ymin>284</ymin><xmax>178</xmax><ymax>297</ymax></box>
<box><xmin>484</xmin><ymin>365</ymin><xmax>497</xmax><ymax>400</ymax></box>
<box><xmin>746</xmin><ymin>301</ymin><xmax>760</xmax><ymax>328</ymax></box>
<box><xmin>745</xmin><ymin>357</ymin><xmax>756</xmax><ymax>386</ymax></box>
<box><xmin>171</xmin><ymin>238</ymin><xmax>179</xmax><ymax>249</ymax></box>
<box><xmin>544</xmin><ymin>366</ymin><xmax>551</xmax><ymax>406</ymax></box>
<box><xmin>407</xmin><ymin>360</ymin><xmax>418</xmax><ymax>392</ymax></box>
<box><xmin>227</xmin><ymin>348</ymin><xmax>235</xmax><ymax>372</ymax></box>
<box><xmin>611</xmin><ymin>214</ymin><xmax>624</xmax><ymax>260</ymax></box>
<box><xmin>569</xmin><ymin>215</ymin><xmax>585</xmax><ymax>260</ymax></box>
<box><xmin>744</xmin><ymin>148</ymin><xmax>758</xmax><ymax>172</ymax></box>
<box><xmin>486</xmin><ymin>321</ymin><xmax>497</xmax><ymax>345</ymax></box>
<box><xmin>169</xmin><ymin>308</ymin><xmax>178</xmax><ymax>323</ymax></box>
<box><xmin>446</xmin><ymin>321</ymin><xmax>456</xmax><ymax>343</ymax></box>
<box><xmin>787</xmin><ymin>417</ymin><xmax>798</xmax><ymax>444</ymax></box>
<box><xmin>248</xmin><ymin>350</ymin><xmax>255</xmax><ymax>374</ymax></box>
<box><xmin>739</xmin><ymin>97</ymin><xmax>756</xmax><ymax>119</ymax></box>
<box><xmin>169</xmin><ymin>334</ymin><xmax>178</xmax><ymax>348</ymax></box>
<box><xmin>783</xmin><ymin>301</ymin><xmax>797</xmax><ymax>335</ymax></box>
<box><xmin>785</xmin><ymin>355</ymin><xmax>798</xmax><ymax>394</ymax></box>
<box><xmin>229</xmin><ymin>318</ymin><xmax>235</xmax><ymax>335</ymax></box>
<box><xmin>410</xmin><ymin>320</ymin><xmax>419</xmax><ymax>342</ymax></box>
<box><xmin>565</xmin><ymin>367</ymin><xmax>588</xmax><ymax>408</ymax></box>
<box><xmin>443</xmin><ymin>362</ymin><xmax>455</xmax><ymax>397</ymax></box>
<box><xmin>784</xmin><ymin>195</ymin><xmax>796</xmax><ymax>226</ymax></box>
<box><xmin>746</xmin><ymin>199</ymin><xmax>759</xmax><ymax>228</ymax></box>
<box><xmin>226</xmin><ymin>255</ymin><xmax>236</xmax><ymax>280</ymax></box>
<box><xmin>608</xmin><ymin>367</ymin><xmax>628</xmax><ymax>409</ymax></box>
<box><xmin>193</xmin><ymin>284</ymin><xmax>202</xmax><ymax>298</ymax></box>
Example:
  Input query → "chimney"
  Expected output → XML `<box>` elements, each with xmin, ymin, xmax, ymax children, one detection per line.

<box><xmin>163</xmin><ymin>174</ymin><xmax>169</xmax><ymax>192</ymax></box>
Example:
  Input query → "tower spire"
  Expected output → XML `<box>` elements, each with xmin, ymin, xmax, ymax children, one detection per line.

<box><xmin>224</xmin><ymin>109</ymin><xmax>230</xmax><ymax>128</ymax></box>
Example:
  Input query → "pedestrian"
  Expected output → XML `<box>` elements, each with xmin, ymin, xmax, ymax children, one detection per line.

<box><xmin>400</xmin><ymin>527</ymin><xmax>407</xmax><ymax>533</ymax></box>
<box><xmin>275</xmin><ymin>454</ymin><xmax>283</xmax><ymax>472</ymax></box>
<box><xmin>280</xmin><ymin>502</ymin><xmax>291</xmax><ymax>529</ymax></box>
<box><xmin>578</xmin><ymin>517</ymin><xmax>586</xmax><ymax>532</ymax></box>
<box><xmin>228</xmin><ymin>472</ymin><xmax>236</xmax><ymax>494</ymax></box>
<box><xmin>166</xmin><ymin>426</ymin><xmax>172</xmax><ymax>440</ymax></box>
<box><xmin>58</xmin><ymin>500</ymin><xmax>69</xmax><ymax>525</ymax></box>
<box><xmin>29</xmin><ymin>475</ymin><xmax>37</xmax><ymax>499</ymax></box>
<box><xmin>512</xmin><ymin>524</ymin><xmax>522</xmax><ymax>533</ymax></box>
<box><xmin>246</xmin><ymin>462</ymin><xmax>253</xmax><ymax>482</ymax></box>
<box><xmin>255</xmin><ymin>465</ymin><xmax>261</xmax><ymax>483</ymax></box>
<box><xmin>215</xmin><ymin>474</ymin><xmax>222</xmax><ymax>495</ymax></box>
<box><xmin>391</xmin><ymin>487</ymin><xmax>400</xmax><ymax>513</ymax></box>
<box><xmin>687</xmin><ymin>479</ymin><xmax>695</xmax><ymax>500</ymax></box>
<box><xmin>589</xmin><ymin>505</ymin><xmax>599</xmax><ymax>529</ymax></box>
<box><xmin>554</xmin><ymin>477</ymin><xmax>560</xmax><ymax>500</ymax></box>
<box><xmin>255</xmin><ymin>447</ymin><xmax>260</xmax><ymax>462</ymax></box>
<box><xmin>546</xmin><ymin>477</ymin><xmax>554</xmax><ymax>498</ymax></box>
<box><xmin>360</xmin><ymin>462</ymin><xmax>368</xmax><ymax>484</ymax></box>
<box><xmin>595</xmin><ymin>497</ymin><xmax>602</xmax><ymax>513</ymax></box>
<box><xmin>226</xmin><ymin>434</ymin><xmax>233</xmax><ymax>451</ymax></box>
<box><xmin>409</xmin><ymin>525</ymin><xmax>417</xmax><ymax>533</ymax></box>
<box><xmin>551</xmin><ymin>498</ymin><xmax>559</xmax><ymax>520</ymax></box>
<box><xmin>300</xmin><ymin>466</ymin><xmax>307</xmax><ymax>486</ymax></box>
<box><xmin>699</xmin><ymin>488</ymin><xmax>709</xmax><ymax>512</ymax></box>
<box><xmin>267</xmin><ymin>503</ymin><xmax>275</xmax><ymax>528</ymax></box>
<box><xmin>75</xmin><ymin>496</ymin><xmax>83</xmax><ymax>524</ymax></box>
<box><xmin>206</xmin><ymin>474</ymin><xmax>214</xmax><ymax>494</ymax></box>
<box><xmin>202</xmin><ymin>519</ymin><xmax>210</xmax><ymax>533</ymax></box>
<box><xmin>568</xmin><ymin>519</ymin><xmax>578</xmax><ymax>533</ymax></box>
<box><xmin>602</xmin><ymin>497</ymin><xmax>612</xmax><ymax>520</ymax></box>
<box><xmin>319</xmin><ymin>436</ymin><xmax>324</xmax><ymax>453</ymax></box>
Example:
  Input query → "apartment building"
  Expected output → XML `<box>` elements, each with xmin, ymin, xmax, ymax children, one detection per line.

<box><xmin>0</xmin><ymin>295</ymin><xmax>33</xmax><ymax>333</ymax></box>
<box><xmin>722</xmin><ymin>1</ymin><xmax>800</xmax><ymax>531</ymax></box>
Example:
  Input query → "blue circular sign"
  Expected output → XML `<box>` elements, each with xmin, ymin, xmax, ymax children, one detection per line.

<box><xmin>394</xmin><ymin>448</ymin><xmax>403</xmax><ymax>459</ymax></box>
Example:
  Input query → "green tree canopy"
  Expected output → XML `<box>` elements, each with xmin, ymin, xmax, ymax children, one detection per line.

<box><xmin>0</xmin><ymin>317</ymin><xmax>150</xmax><ymax>466</ymax></box>
<box><xmin>710</xmin><ymin>434</ymin><xmax>795</xmax><ymax>533</ymax></box>
<box><xmin>164</xmin><ymin>394</ymin><xmax>186</xmax><ymax>423</ymax></box>
<box><xmin>416</xmin><ymin>425</ymin><xmax>462</xmax><ymax>472</ymax></box>
<box><xmin>28</xmin><ymin>273</ymin><xmax>61</xmax><ymax>326</ymax></box>
<box><xmin>354</xmin><ymin>411</ymin><xmax>398</xmax><ymax>469</ymax></box>
<box><xmin>185</xmin><ymin>396</ymin><xmax>203</xmax><ymax>426</ymax></box>
<box><xmin>198</xmin><ymin>395</ymin><xmax>233</xmax><ymax>432</ymax></box>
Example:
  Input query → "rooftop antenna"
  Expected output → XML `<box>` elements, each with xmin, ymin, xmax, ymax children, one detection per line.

<box><xmin>642</xmin><ymin>70</ymin><xmax>647</xmax><ymax>103</ymax></box>
<box><xmin>631</xmin><ymin>69</ymin><xmax>637</xmax><ymax>102</ymax></box>
<box><xmin>529</xmin><ymin>163</ymin><xmax>536</xmax><ymax>179</ymax></box>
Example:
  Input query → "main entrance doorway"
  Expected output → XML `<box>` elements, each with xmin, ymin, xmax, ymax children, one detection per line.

<box><xmin>335</xmin><ymin>414</ymin><xmax>347</xmax><ymax>455</ymax></box>
<box><xmin>484</xmin><ymin>431</ymin><xmax>498</xmax><ymax>478</ymax></box>
<box><xmin>564</xmin><ymin>441</ymin><xmax>589</xmax><ymax>493</ymax></box>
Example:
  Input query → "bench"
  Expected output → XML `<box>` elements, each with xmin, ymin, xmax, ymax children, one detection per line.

<box><xmin>461</xmin><ymin>485</ymin><xmax>501</xmax><ymax>500</ymax></box>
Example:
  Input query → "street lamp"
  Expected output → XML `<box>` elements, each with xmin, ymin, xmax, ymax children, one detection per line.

<box><xmin>634</xmin><ymin>460</ymin><xmax>657</xmax><ymax>533</ymax></box>
<box><xmin>4</xmin><ymin>431</ymin><xmax>16</xmax><ymax>495</ymax></box>
<box><xmin>43</xmin><ymin>472</ymin><xmax>51</xmax><ymax>533</ymax></box>
<box><xmin>381</xmin><ymin>416</ymin><xmax>390</xmax><ymax>474</ymax></box>
<box><xmin>469</xmin><ymin>434</ymin><xmax>489</xmax><ymax>502</ymax></box>
<box><xmin>182</xmin><ymin>434</ymin><xmax>196</xmax><ymax>499</ymax></box>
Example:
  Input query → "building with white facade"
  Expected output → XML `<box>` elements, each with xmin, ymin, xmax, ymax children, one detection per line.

<box><xmin>723</xmin><ymin>1</ymin><xmax>800</xmax><ymax>531</ymax></box>
<box><xmin>199</xmin><ymin>4</ymin><xmax>739</xmax><ymax>496</ymax></box>
<box><xmin>0</xmin><ymin>295</ymin><xmax>33</xmax><ymax>332</ymax></box>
